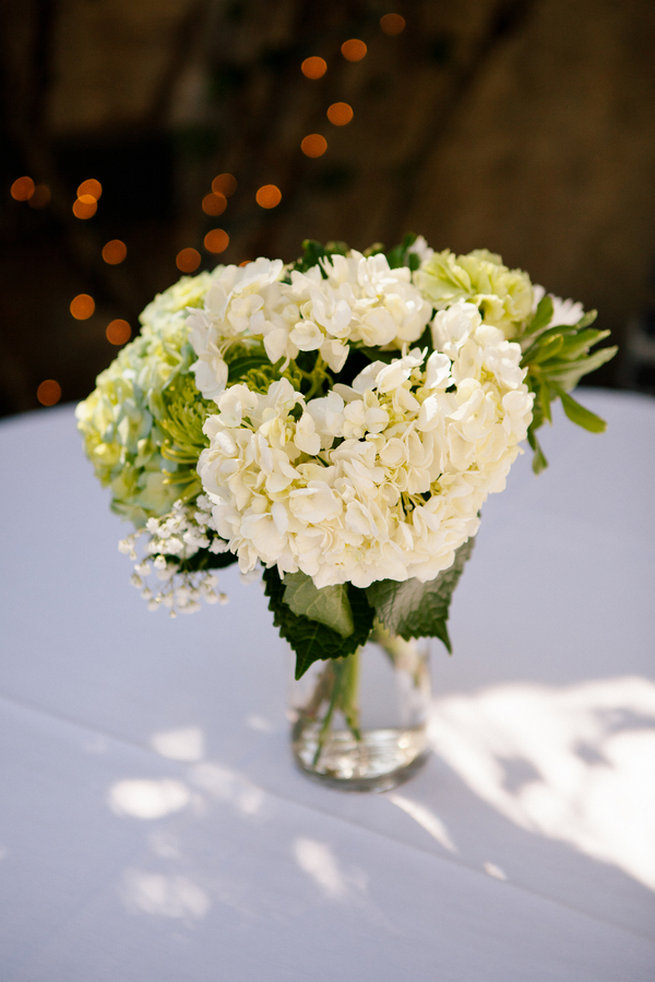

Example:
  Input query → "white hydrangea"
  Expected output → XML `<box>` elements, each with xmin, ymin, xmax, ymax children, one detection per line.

<box><xmin>186</xmin><ymin>250</ymin><xmax>434</xmax><ymax>402</ymax></box>
<box><xmin>197</xmin><ymin>302</ymin><xmax>533</xmax><ymax>589</ymax></box>
<box><xmin>286</xmin><ymin>251</ymin><xmax>433</xmax><ymax>371</ymax></box>
<box><xmin>187</xmin><ymin>258</ymin><xmax>287</xmax><ymax>401</ymax></box>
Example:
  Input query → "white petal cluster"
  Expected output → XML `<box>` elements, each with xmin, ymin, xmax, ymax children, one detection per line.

<box><xmin>187</xmin><ymin>251</ymin><xmax>433</xmax><ymax>400</ymax></box>
<box><xmin>198</xmin><ymin>302</ymin><xmax>533</xmax><ymax>589</ymax></box>
<box><xmin>119</xmin><ymin>497</ymin><xmax>228</xmax><ymax>615</ymax></box>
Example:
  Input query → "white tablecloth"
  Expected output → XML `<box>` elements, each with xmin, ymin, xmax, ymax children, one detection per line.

<box><xmin>1</xmin><ymin>389</ymin><xmax>654</xmax><ymax>981</ymax></box>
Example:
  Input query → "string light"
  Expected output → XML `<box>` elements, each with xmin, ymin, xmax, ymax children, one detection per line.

<box><xmin>301</xmin><ymin>56</ymin><xmax>327</xmax><ymax>79</ymax></box>
<box><xmin>327</xmin><ymin>102</ymin><xmax>354</xmax><ymax>126</ymax></box>
<box><xmin>76</xmin><ymin>178</ymin><xmax>102</xmax><ymax>200</ymax></box>
<box><xmin>341</xmin><ymin>39</ymin><xmax>367</xmax><ymax>61</ymax></box>
<box><xmin>69</xmin><ymin>294</ymin><xmax>95</xmax><ymax>319</ymax></box>
<box><xmin>106</xmin><ymin>319</ymin><xmax>132</xmax><ymax>345</ymax></box>
<box><xmin>300</xmin><ymin>134</ymin><xmax>328</xmax><ymax>158</ymax></box>
<box><xmin>36</xmin><ymin>380</ymin><xmax>62</xmax><ymax>406</ymax></box>
<box><xmin>101</xmin><ymin>239</ymin><xmax>127</xmax><ymax>265</ymax></box>
<box><xmin>176</xmin><ymin>248</ymin><xmax>201</xmax><ymax>273</ymax></box>
<box><xmin>255</xmin><ymin>184</ymin><xmax>282</xmax><ymax>209</ymax></box>
<box><xmin>380</xmin><ymin>13</ymin><xmax>406</xmax><ymax>35</ymax></box>
<box><xmin>211</xmin><ymin>173</ymin><xmax>237</xmax><ymax>197</ymax></box>
<box><xmin>73</xmin><ymin>194</ymin><xmax>97</xmax><ymax>219</ymax></box>
<box><xmin>10</xmin><ymin>176</ymin><xmax>35</xmax><ymax>201</ymax></box>
<box><xmin>203</xmin><ymin>228</ymin><xmax>230</xmax><ymax>253</ymax></box>
<box><xmin>202</xmin><ymin>192</ymin><xmax>227</xmax><ymax>216</ymax></box>
<box><xmin>27</xmin><ymin>184</ymin><xmax>51</xmax><ymax>209</ymax></box>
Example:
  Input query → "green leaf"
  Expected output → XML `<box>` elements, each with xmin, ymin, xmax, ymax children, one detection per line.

<box><xmin>263</xmin><ymin>567</ymin><xmax>375</xmax><ymax>679</ymax></box>
<box><xmin>527</xmin><ymin>427</ymin><xmax>548</xmax><ymax>473</ymax></box>
<box><xmin>557</xmin><ymin>390</ymin><xmax>607</xmax><ymax>433</ymax></box>
<box><xmin>525</xmin><ymin>294</ymin><xmax>554</xmax><ymax>336</ymax></box>
<box><xmin>386</xmin><ymin>233</ymin><xmax>419</xmax><ymax>269</ymax></box>
<box><xmin>283</xmin><ymin>573</ymin><xmax>354</xmax><ymax>638</ymax></box>
<box><xmin>366</xmin><ymin>536</ymin><xmax>475</xmax><ymax>652</ymax></box>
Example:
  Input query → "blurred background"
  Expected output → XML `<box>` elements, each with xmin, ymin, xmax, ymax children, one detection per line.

<box><xmin>2</xmin><ymin>0</ymin><xmax>655</xmax><ymax>417</ymax></box>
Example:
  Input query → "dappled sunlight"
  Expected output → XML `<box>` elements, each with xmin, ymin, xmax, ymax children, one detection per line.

<box><xmin>430</xmin><ymin>676</ymin><xmax>655</xmax><ymax>889</ymax></box>
<box><xmin>151</xmin><ymin>726</ymin><xmax>205</xmax><ymax>762</ymax></box>
<box><xmin>120</xmin><ymin>868</ymin><xmax>210</xmax><ymax>920</ymax></box>
<box><xmin>108</xmin><ymin>778</ymin><xmax>191</xmax><ymax>820</ymax></box>
<box><xmin>245</xmin><ymin>714</ymin><xmax>276</xmax><ymax>733</ymax></box>
<box><xmin>189</xmin><ymin>762</ymin><xmax>264</xmax><ymax>817</ymax></box>
<box><xmin>387</xmin><ymin>793</ymin><xmax>458</xmax><ymax>854</ymax></box>
<box><xmin>293</xmin><ymin>837</ymin><xmax>367</xmax><ymax>901</ymax></box>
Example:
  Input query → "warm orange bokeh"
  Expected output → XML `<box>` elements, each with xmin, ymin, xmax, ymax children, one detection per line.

<box><xmin>204</xmin><ymin>228</ymin><xmax>230</xmax><ymax>254</ymax></box>
<box><xmin>69</xmin><ymin>294</ymin><xmax>96</xmax><ymax>320</ymax></box>
<box><xmin>101</xmin><ymin>239</ymin><xmax>127</xmax><ymax>265</ymax></box>
<box><xmin>380</xmin><ymin>13</ymin><xmax>406</xmax><ymax>35</ymax></box>
<box><xmin>202</xmin><ymin>191</ymin><xmax>228</xmax><ymax>216</ymax></box>
<box><xmin>72</xmin><ymin>195</ymin><xmax>98</xmax><ymax>219</ymax></box>
<box><xmin>327</xmin><ymin>102</ymin><xmax>354</xmax><ymax>126</ymax></box>
<box><xmin>176</xmin><ymin>247</ymin><xmax>201</xmax><ymax>273</ymax></box>
<box><xmin>300</xmin><ymin>134</ymin><xmax>328</xmax><ymax>158</ymax></box>
<box><xmin>36</xmin><ymin>379</ymin><xmax>62</xmax><ymax>407</ymax></box>
<box><xmin>106</xmin><ymin>319</ymin><xmax>132</xmax><ymax>345</ymax></box>
<box><xmin>341</xmin><ymin>39</ymin><xmax>367</xmax><ymax>61</ymax></box>
<box><xmin>211</xmin><ymin>173</ymin><xmax>237</xmax><ymax>197</ymax></box>
<box><xmin>301</xmin><ymin>56</ymin><xmax>327</xmax><ymax>79</ymax></box>
<box><xmin>27</xmin><ymin>184</ymin><xmax>51</xmax><ymax>209</ymax></box>
<box><xmin>255</xmin><ymin>184</ymin><xmax>282</xmax><ymax>209</ymax></box>
<box><xmin>10</xmin><ymin>176</ymin><xmax>35</xmax><ymax>201</ymax></box>
<box><xmin>77</xmin><ymin>178</ymin><xmax>102</xmax><ymax>200</ymax></box>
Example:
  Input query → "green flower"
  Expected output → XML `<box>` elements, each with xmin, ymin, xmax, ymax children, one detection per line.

<box><xmin>76</xmin><ymin>273</ymin><xmax>215</xmax><ymax>526</ymax></box>
<box><xmin>415</xmin><ymin>248</ymin><xmax>534</xmax><ymax>337</ymax></box>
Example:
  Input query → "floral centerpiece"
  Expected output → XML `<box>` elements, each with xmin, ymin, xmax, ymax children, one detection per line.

<box><xmin>77</xmin><ymin>236</ymin><xmax>615</xmax><ymax>788</ymax></box>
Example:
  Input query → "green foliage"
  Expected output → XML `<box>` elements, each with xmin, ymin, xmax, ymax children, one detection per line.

<box><xmin>385</xmin><ymin>233</ymin><xmax>420</xmax><ymax>270</ymax></box>
<box><xmin>292</xmin><ymin>239</ymin><xmax>349</xmax><ymax>275</ymax></box>
<box><xmin>520</xmin><ymin>299</ymin><xmax>617</xmax><ymax>473</ymax></box>
<box><xmin>263</xmin><ymin>567</ymin><xmax>375</xmax><ymax>679</ymax></box>
<box><xmin>366</xmin><ymin>537</ymin><xmax>475</xmax><ymax>652</ymax></box>
<box><xmin>283</xmin><ymin>573</ymin><xmax>354</xmax><ymax>638</ymax></box>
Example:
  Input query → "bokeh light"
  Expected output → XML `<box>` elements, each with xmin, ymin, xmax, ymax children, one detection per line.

<box><xmin>380</xmin><ymin>13</ymin><xmax>406</xmax><ymax>35</ymax></box>
<box><xmin>211</xmin><ymin>173</ymin><xmax>237</xmax><ymax>197</ymax></box>
<box><xmin>77</xmin><ymin>178</ymin><xmax>102</xmax><ymax>200</ymax></box>
<box><xmin>255</xmin><ymin>184</ymin><xmax>282</xmax><ymax>209</ymax></box>
<box><xmin>106</xmin><ymin>319</ymin><xmax>132</xmax><ymax>345</ymax></box>
<box><xmin>69</xmin><ymin>294</ymin><xmax>95</xmax><ymax>320</ymax></box>
<box><xmin>27</xmin><ymin>184</ymin><xmax>51</xmax><ymax>209</ymax></box>
<box><xmin>341</xmin><ymin>39</ymin><xmax>367</xmax><ymax>61</ymax></box>
<box><xmin>36</xmin><ymin>380</ymin><xmax>62</xmax><ymax>406</ymax></box>
<box><xmin>101</xmin><ymin>239</ymin><xmax>127</xmax><ymax>265</ymax></box>
<box><xmin>176</xmin><ymin>247</ymin><xmax>201</xmax><ymax>273</ymax></box>
<box><xmin>203</xmin><ymin>228</ymin><xmax>230</xmax><ymax>253</ymax></box>
<box><xmin>301</xmin><ymin>56</ymin><xmax>327</xmax><ymax>79</ymax></box>
<box><xmin>301</xmin><ymin>133</ymin><xmax>328</xmax><ymax>158</ymax></box>
<box><xmin>202</xmin><ymin>191</ymin><xmax>227</xmax><ymax>216</ymax></box>
<box><xmin>327</xmin><ymin>102</ymin><xmax>354</xmax><ymax>126</ymax></box>
<box><xmin>10</xmin><ymin>176</ymin><xmax>35</xmax><ymax>201</ymax></box>
<box><xmin>72</xmin><ymin>195</ymin><xmax>98</xmax><ymax>219</ymax></box>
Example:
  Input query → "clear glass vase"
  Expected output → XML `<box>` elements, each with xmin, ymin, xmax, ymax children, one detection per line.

<box><xmin>288</xmin><ymin>627</ymin><xmax>431</xmax><ymax>792</ymax></box>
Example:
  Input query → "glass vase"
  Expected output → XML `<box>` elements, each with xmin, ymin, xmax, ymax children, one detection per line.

<box><xmin>288</xmin><ymin>627</ymin><xmax>431</xmax><ymax>792</ymax></box>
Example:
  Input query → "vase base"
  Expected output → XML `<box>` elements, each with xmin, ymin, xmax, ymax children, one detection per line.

<box><xmin>291</xmin><ymin>725</ymin><xmax>429</xmax><ymax>792</ymax></box>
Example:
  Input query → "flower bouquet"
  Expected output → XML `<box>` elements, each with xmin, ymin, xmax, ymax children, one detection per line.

<box><xmin>77</xmin><ymin>236</ymin><xmax>615</xmax><ymax>788</ymax></box>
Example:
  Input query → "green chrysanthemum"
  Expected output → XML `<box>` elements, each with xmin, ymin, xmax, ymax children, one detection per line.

<box><xmin>415</xmin><ymin>248</ymin><xmax>534</xmax><ymax>337</ymax></box>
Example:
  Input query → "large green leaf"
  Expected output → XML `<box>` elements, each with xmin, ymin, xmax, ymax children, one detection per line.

<box><xmin>283</xmin><ymin>573</ymin><xmax>354</xmax><ymax>638</ymax></box>
<box><xmin>366</xmin><ymin>536</ymin><xmax>475</xmax><ymax>651</ymax></box>
<box><xmin>263</xmin><ymin>567</ymin><xmax>375</xmax><ymax>679</ymax></box>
